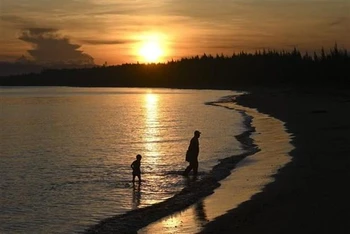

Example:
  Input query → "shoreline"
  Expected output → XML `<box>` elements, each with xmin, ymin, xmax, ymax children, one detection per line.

<box><xmin>138</xmin><ymin>97</ymin><xmax>293</xmax><ymax>233</ymax></box>
<box><xmin>83</xmin><ymin>96</ymin><xmax>259</xmax><ymax>234</ymax></box>
<box><xmin>200</xmin><ymin>88</ymin><xmax>350</xmax><ymax>233</ymax></box>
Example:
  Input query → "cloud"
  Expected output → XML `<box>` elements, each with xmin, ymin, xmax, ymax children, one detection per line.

<box><xmin>22</xmin><ymin>27</ymin><xmax>58</xmax><ymax>35</ymax></box>
<box><xmin>19</xmin><ymin>28</ymin><xmax>94</xmax><ymax>65</ymax></box>
<box><xmin>330</xmin><ymin>17</ymin><xmax>348</xmax><ymax>27</ymax></box>
<box><xmin>81</xmin><ymin>39</ymin><xmax>136</xmax><ymax>45</ymax></box>
<box><xmin>1</xmin><ymin>15</ymin><xmax>27</xmax><ymax>25</ymax></box>
<box><xmin>0</xmin><ymin>15</ymin><xmax>34</xmax><ymax>29</ymax></box>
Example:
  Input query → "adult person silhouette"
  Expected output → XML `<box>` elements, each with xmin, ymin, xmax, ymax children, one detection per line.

<box><xmin>183</xmin><ymin>130</ymin><xmax>201</xmax><ymax>176</ymax></box>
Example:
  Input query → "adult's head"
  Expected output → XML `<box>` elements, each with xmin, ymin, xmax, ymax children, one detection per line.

<box><xmin>136</xmin><ymin>154</ymin><xmax>142</xmax><ymax>160</ymax></box>
<box><xmin>194</xmin><ymin>130</ymin><xmax>201</xmax><ymax>138</ymax></box>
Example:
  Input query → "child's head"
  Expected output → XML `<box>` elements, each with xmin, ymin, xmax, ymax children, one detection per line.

<box><xmin>136</xmin><ymin>154</ymin><xmax>142</xmax><ymax>160</ymax></box>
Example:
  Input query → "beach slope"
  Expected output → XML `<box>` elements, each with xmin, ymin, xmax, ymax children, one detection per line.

<box><xmin>201</xmin><ymin>88</ymin><xmax>350</xmax><ymax>234</ymax></box>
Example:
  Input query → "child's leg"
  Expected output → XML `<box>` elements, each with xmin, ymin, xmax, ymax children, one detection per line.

<box><xmin>137</xmin><ymin>174</ymin><xmax>141</xmax><ymax>183</ymax></box>
<box><xmin>132</xmin><ymin>175</ymin><xmax>135</xmax><ymax>182</ymax></box>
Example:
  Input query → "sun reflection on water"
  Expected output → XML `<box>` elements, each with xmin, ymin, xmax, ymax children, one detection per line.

<box><xmin>145</xmin><ymin>92</ymin><xmax>158</xmax><ymax>108</ymax></box>
<box><xmin>143</xmin><ymin>92</ymin><xmax>161</xmax><ymax>164</ymax></box>
<box><xmin>162</xmin><ymin>215</ymin><xmax>183</xmax><ymax>230</ymax></box>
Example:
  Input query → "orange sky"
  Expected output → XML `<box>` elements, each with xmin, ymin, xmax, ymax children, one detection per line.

<box><xmin>0</xmin><ymin>0</ymin><xmax>349</xmax><ymax>65</ymax></box>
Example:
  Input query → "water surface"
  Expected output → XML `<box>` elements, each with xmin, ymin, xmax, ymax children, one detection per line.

<box><xmin>0</xmin><ymin>87</ymin><xmax>245</xmax><ymax>233</ymax></box>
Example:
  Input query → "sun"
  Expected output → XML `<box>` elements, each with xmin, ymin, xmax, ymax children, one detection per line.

<box><xmin>137</xmin><ymin>33</ymin><xmax>166</xmax><ymax>63</ymax></box>
<box><xmin>140</xmin><ymin>41</ymin><xmax>163</xmax><ymax>63</ymax></box>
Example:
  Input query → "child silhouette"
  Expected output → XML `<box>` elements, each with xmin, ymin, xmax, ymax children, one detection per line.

<box><xmin>131</xmin><ymin>154</ymin><xmax>142</xmax><ymax>183</ymax></box>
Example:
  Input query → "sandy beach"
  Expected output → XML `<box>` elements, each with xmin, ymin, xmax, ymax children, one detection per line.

<box><xmin>201</xmin><ymin>88</ymin><xmax>350</xmax><ymax>233</ymax></box>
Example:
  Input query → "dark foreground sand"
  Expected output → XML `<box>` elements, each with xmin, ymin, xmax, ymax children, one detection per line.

<box><xmin>201</xmin><ymin>88</ymin><xmax>350</xmax><ymax>234</ymax></box>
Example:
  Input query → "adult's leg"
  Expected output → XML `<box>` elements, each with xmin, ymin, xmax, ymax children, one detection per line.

<box><xmin>184</xmin><ymin>161</ymin><xmax>196</xmax><ymax>175</ymax></box>
<box><xmin>193</xmin><ymin>160</ymin><xmax>198</xmax><ymax>175</ymax></box>
<box><xmin>183</xmin><ymin>163</ymin><xmax>193</xmax><ymax>176</ymax></box>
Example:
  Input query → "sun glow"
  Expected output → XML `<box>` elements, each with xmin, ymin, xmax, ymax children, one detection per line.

<box><xmin>137</xmin><ymin>33</ymin><xmax>167</xmax><ymax>63</ymax></box>
<box><xmin>140</xmin><ymin>41</ymin><xmax>162</xmax><ymax>62</ymax></box>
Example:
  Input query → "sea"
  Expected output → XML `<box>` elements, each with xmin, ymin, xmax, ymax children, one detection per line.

<box><xmin>0</xmin><ymin>87</ymin><xmax>247</xmax><ymax>233</ymax></box>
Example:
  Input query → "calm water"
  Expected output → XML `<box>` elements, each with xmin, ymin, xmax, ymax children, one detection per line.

<box><xmin>0</xmin><ymin>87</ymin><xmax>246</xmax><ymax>233</ymax></box>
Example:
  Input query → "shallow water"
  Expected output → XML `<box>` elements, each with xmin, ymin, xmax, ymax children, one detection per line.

<box><xmin>0</xmin><ymin>87</ymin><xmax>246</xmax><ymax>233</ymax></box>
<box><xmin>138</xmin><ymin>100</ymin><xmax>293</xmax><ymax>234</ymax></box>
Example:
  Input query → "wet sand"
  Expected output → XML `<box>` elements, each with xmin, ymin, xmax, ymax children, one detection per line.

<box><xmin>201</xmin><ymin>88</ymin><xmax>350</xmax><ymax>233</ymax></box>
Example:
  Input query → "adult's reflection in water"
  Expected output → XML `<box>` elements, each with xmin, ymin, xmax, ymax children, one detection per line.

<box><xmin>194</xmin><ymin>200</ymin><xmax>208</xmax><ymax>226</ymax></box>
<box><xmin>132</xmin><ymin>182</ymin><xmax>141</xmax><ymax>209</ymax></box>
<box><xmin>184</xmin><ymin>176</ymin><xmax>209</xmax><ymax>226</ymax></box>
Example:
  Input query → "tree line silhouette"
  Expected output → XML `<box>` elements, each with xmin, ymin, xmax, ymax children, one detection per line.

<box><xmin>1</xmin><ymin>45</ymin><xmax>349</xmax><ymax>89</ymax></box>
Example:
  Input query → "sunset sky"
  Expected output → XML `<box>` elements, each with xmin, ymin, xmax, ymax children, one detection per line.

<box><xmin>0</xmin><ymin>0</ymin><xmax>349</xmax><ymax>65</ymax></box>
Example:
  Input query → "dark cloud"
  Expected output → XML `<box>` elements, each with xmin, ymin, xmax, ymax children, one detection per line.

<box><xmin>92</xmin><ymin>9</ymin><xmax>132</xmax><ymax>16</ymax></box>
<box><xmin>22</xmin><ymin>27</ymin><xmax>58</xmax><ymax>35</ymax></box>
<box><xmin>81</xmin><ymin>39</ymin><xmax>135</xmax><ymax>45</ymax></box>
<box><xmin>0</xmin><ymin>15</ymin><xmax>32</xmax><ymax>28</ymax></box>
<box><xmin>330</xmin><ymin>17</ymin><xmax>347</xmax><ymax>26</ymax></box>
<box><xmin>1</xmin><ymin>15</ymin><xmax>25</xmax><ymax>24</ymax></box>
<box><xmin>19</xmin><ymin>28</ymin><xmax>94</xmax><ymax>65</ymax></box>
